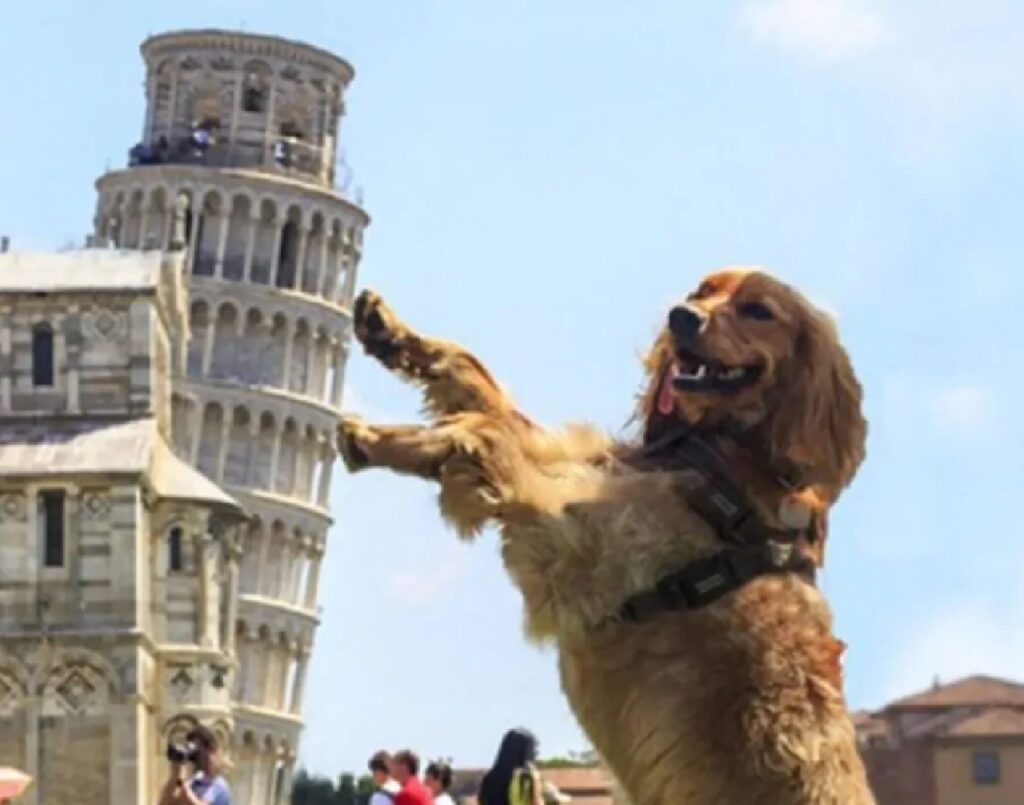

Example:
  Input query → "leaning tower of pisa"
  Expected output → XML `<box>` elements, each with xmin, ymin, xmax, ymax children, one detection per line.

<box><xmin>92</xmin><ymin>30</ymin><xmax>368</xmax><ymax>802</ymax></box>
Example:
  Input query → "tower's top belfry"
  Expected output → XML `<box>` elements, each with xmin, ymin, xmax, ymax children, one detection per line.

<box><xmin>136</xmin><ymin>29</ymin><xmax>354</xmax><ymax>189</ymax></box>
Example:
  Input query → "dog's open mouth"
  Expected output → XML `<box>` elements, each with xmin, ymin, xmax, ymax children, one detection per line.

<box><xmin>657</xmin><ymin>348</ymin><xmax>762</xmax><ymax>412</ymax></box>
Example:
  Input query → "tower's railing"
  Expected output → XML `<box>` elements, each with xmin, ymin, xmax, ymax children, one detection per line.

<box><xmin>128</xmin><ymin>130</ymin><xmax>338</xmax><ymax>188</ymax></box>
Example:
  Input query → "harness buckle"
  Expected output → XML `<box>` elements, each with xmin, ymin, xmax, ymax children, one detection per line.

<box><xmin>767</xmin><ymin>539</ymin><xmax>794</xmax><ymax>568</ymax></box>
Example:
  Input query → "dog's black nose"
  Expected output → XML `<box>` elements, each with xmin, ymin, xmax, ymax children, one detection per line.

<box><xmin>668</xmin><ymin>304</ymin><xmax>706</xmax><ymax>341</ymax></box>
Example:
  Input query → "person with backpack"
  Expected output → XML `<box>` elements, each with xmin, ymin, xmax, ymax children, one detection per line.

<box><xmin>477</xmin><ymin>728</ymin><xmax>543</xmax><ymax>805</ymax></box>
<box><xmin>368</xmin><ymin>750</ymin><xmax>400</xmax><ymax>804</ymax></box>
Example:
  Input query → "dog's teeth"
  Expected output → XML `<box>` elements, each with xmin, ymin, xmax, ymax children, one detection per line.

<box><xmin>694</xmin><ymin>364</ymin><xmax>707</xmax><ymax>379</ymax></box>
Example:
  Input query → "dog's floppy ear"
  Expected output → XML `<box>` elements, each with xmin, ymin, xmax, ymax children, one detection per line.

<box><xmin>633</xmin><ymin>329</ymin><xmax>673</xmax><ymax>426</ymax></box>
<box><xmin>767</xmin><ymin>309</ymin><xmax>866</xmax><ymax>498</ymax></box>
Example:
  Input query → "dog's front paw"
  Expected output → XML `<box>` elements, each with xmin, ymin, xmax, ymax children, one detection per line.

<box><xmin>337</xmin><ymin>415</ymin><xmax>378</xmax><ymax>472</ymax></box>
<box><xmin>353</xmin><ymin>289</ymin><xmax>406</xmax><ymax>367</ymax></box>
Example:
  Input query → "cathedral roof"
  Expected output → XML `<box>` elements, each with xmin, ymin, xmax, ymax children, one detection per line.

<box><xmin>149</xmin><ymin>435</ymin><xmax>243</xmax><ymax>513</ymax></box>
<box><xmin>0</xmin><ymin>249</ymin><xmax>166</xmax><ymax>292</ymax></box>
<box><xmin>0</xmin><ymin>418</ymin><xmax>243</xmax><ymax>514</ymax></box>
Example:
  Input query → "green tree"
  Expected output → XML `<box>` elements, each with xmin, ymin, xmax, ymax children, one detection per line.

<box><xmin>290</xmin><ymin>768</ymin><xmax>398</xmax><ymax>805</ymax></box>
<box><xmin>336</xmin><ymin>773</ymin><xmax>359</xmax><ymax>805</ymax></box>
<box><xmin>537</xmin><ymin>748</ymin><xmax>599</xmax><ymax>768</ymax></box>
<box><xmin>292</xmin><ymin>769</ymin><xmax>339</xmax><ymax>805</ymax></box>
<box><xmin>357</xmin><ymin>775</ymin><xmax>376</xmax><ymax>799</ymax></box>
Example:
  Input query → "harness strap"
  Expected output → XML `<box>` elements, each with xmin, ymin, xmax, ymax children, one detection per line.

<box><xmin>657</xmin><ymin>429</ymin><xmax>804</xmax><ymax>550</ymax></box>
<box><xmin>612</xmin><ymin>423</ymin><xmax>814</xmax><ymax>625</ymax></box>
<box><xmin>618</xmin><ymin>541</ymin><xmax>811</xmax><ymax>624</ymax></box>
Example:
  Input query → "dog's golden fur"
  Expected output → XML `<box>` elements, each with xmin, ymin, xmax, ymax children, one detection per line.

<box><xmin>339</xmin><ymin>268</ymin><xmax>874</xmax><ymax>804</ymax></box>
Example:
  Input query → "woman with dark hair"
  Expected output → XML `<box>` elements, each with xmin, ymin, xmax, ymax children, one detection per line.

<box><xmin>477</xmin><ymin>728</ymin><xmax>542</xmax><ymax>805</ymax></box>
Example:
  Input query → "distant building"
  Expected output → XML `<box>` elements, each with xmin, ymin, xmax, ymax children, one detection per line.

<box><xmin>855</xmin><ymin>674</ymin><xmax>1024</xmax><ymax>805</ymax></box>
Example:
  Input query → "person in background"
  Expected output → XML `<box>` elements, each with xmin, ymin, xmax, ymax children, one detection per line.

<box><xmin>477</xmin><ymin>728</ymin><xmax>542</xmax><ymax>805</ymax></box>
<box><xmin>424</xmin><ymin>760</ymin><xmax>455</xmax><ymax>805</ymax></box>
<box><xmin>157</xmin><ymin>724</ymin><xmax>231</xmax><ymax>805</ymax></box>
<box><xmin>392</xmin><ymin>749</ymin><xmax>433</xmax><ymax>805</ymax></box>
<box><xmin>369</xmin><ymin>750</ymin><xmax>401</xmax><ymax>804</ymax></box>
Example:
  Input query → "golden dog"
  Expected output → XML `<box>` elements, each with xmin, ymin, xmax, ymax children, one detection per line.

<box><xmin>338</xmin><ymin>268</ymin><xmax>874</xmax><ymax>804</ymax></box>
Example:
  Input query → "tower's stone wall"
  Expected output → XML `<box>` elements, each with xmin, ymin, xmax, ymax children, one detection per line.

<box><xmin>92</xmin><ymin>29</ymin><xmax>368</xmax><ymax>803</ymax></box>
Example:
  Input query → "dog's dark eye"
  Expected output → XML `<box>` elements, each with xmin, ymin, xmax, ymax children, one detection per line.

<box><xmin>738</xmin><ymin>301</ymin><xmax>774</xmax><ymax>321</ymax></box>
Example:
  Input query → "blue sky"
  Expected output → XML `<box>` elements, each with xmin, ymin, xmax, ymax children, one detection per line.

<box><xmin>3</xmin><ymin>0</ymin><xmax>1024</xmax><ymax>776</ymax></box>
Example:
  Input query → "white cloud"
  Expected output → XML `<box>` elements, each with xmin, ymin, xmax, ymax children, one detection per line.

<box><xmin>737</xmin><ymin>0</ymin><xmax>883</xmax><ymax>64</ymax></box>
<box><xmin>385</xmin><ymin>543</ymin><xmax>470</xmax><ymax>605</ymax></box>
<box><xmin>927</xmin><ymin>384</ymin><xmax>995</xmax><ymax>435</ymax></box>
<box><xmin>736</xmin><ymin>0</ymin><xmax>1024</xmax><ymax>148</ymax></box>
<box><xmin>879</xmin><ymin>375</ymin><xmax>998</xmax><ymax>438</ymax></box>
<box><xmin>881</xmin><ymin>591</ymin><xmax>1024</xmax><ymax>703</ymax></box>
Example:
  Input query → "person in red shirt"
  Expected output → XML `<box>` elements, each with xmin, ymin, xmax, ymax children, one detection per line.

<box><xmin>391</xmin><ymin>749</ymin><xmax>433</xmax><ymax>805</ymax></box>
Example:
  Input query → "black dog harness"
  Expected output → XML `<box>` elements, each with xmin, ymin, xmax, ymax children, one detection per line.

<box><xmin>616</xmin><ymin>424</ymin><xmax>816</xmax><ymax>624</ymax></box>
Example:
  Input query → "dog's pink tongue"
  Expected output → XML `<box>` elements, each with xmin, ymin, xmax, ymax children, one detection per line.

<box><xmin>657</xmin><ymin>368</ymin><xmax>676</xmax><ymax>415</ymax></box>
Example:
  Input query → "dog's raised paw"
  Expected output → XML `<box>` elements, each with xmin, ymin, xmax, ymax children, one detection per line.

<box><xmin>353</xmin><ymin>290</ymin><xmax>383</xmax><ymax>334</ymax></box>
<box><xmin>337</xmin><ymin>415</ymin><xmax>376</xmax><ymax>472</ymax></box>
<box><xmin>353</xmin><ymin>290</ymin><xmax>406</xmax><ymax>367</ymax></box>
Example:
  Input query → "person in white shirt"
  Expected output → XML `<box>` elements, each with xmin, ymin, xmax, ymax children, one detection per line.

<box><xmin>368</xmin><ymin>750</ymin><xmax>401</xmax><ymax>804</ymax></box>
<box><xmin>425</xmin><ymin>760</ymin><xmax>456</xmax><ymax>805</ymax></box>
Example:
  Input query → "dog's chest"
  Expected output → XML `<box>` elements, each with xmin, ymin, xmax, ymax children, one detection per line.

<box><xmin>553</xmin><ymin>583</ymin><xmax>846</xmax><ymax>805</ymax></box>
<box><xmin>556</xmin><ymin>612</ymin><xmax>748</xmax><ymax>801</ymax></box>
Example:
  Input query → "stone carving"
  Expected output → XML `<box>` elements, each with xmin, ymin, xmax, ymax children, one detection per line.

<box><xmin>210</xmin><ymin>56</ymin><xmax>234</xmax><ymax>71</ymax></box>
<box><xmin>169</xmin><ymin>667</ymin><xmax>194</xmax><ymax>700</ymax></box>
<box><xmin>81</xmin><ymin>490</ymin><xmax>111</xmax><ymax>520</ymax></box>
<box><xmin>170</xmin><ymin>193</ymin><xmax>189</xmax><ymax>250</ymax></box>
<box><xmin>179</xmin><ymin>56</ymin><xmax>201</xmax><ymax>71</ymax></box>
<box><xmin>41</xmin><ymin>656</ymin><xmax>113</xmax><ymax>717</ymax></box>
<box><xmin>81</xmin><ymin>307</ymin><xmax>128</xmax><ymax>342</ymax></box>
<box><xmin>164</xmin><ymin>714</ymin><xmax>200</xmax><ymax>745</ymax></box>
<box><xmin>54</xmin><ymin>666</ymin><xmax>98</xmax><ymax>714</ymax></box>
<box><xmin>0</xmin><ymin>668</ymin><xmax>23</xmax><ymax>716</ymax></box>
<box><xmin>210</xmin><ymin>664</ymin><xmax>228</xmax><ymax>690</ymax></box>
<box><xmin>281</xmin><ymin>65</ymin><xmax>302</xmax><ymax>83</ymax></box>
<box><xmin>0</xmin><ymin>492</ymin><xmax>25</xmax><ymax>522</ymax></box>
